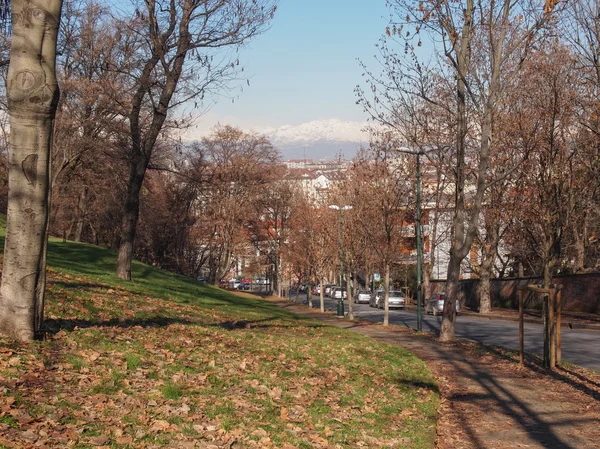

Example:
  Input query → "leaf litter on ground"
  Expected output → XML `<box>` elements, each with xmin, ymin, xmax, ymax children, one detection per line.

<box><xmin>0</xmin><ymin>261</ymin><xmax>439</xmax><ymax>448</ymax></box>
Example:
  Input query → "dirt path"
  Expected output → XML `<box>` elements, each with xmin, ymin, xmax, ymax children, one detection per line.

<box><xmin>265</xmin><ymin>297</ymin><xmax>600</xmax><ymax>449</ymax></box>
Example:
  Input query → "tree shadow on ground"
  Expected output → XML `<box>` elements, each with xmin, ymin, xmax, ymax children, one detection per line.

<box><xmin>44</xmin><ymin>316</ymin><xmax>199</xmax><ymax>334</ymax></box>
<box><xmin>484</xmin><ymin>345</ymin><xmax>600</xmax><ymax>402</ymax></box>
<box><xmin>387</xmin><ymin>334</ymin><xmax>596</xmax><ymax>449</ymax></box>
<box><xmin>49</xmin><ymin>281</ymin><xmax>112</xmax><ymax>291</ymax></box>
<box><xmin>211</xmin><ymin>316</ymin><xmax>325</xmax><ymax>331</ymax></box>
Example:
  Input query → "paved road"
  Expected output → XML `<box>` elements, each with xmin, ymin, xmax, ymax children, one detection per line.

<box><xmin>293</xmin><ymin>293</ymin><xmax>600</xmax><ymax>372</ymax></box>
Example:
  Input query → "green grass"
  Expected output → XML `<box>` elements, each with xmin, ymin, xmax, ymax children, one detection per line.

<box><xmin>0</xmin><ymin>221</ymin><xmax>440</xmax><ymax>448</ymax></box>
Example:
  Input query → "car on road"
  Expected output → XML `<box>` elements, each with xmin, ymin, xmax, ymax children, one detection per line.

<box><xmin>354</xmin><ymin>290</ymin><xmax>371</xmax><ymax>304</ymax></box>
<box><xmin>324</xmin><ymin>285</ymin><xmax>336</xmax><ymax>297</ymax></box>
<box><xmin>380</xmin><ymin>291</ymin><xmax>406</xmax><ymax>309</ymax></box>
<box><xmin>426</xmin><ymin>292</ymin><xmax>461</xmax><ymax>316</ymax></box>
<box><xmin>331</xmin><ymin>287</ymin><xmax>347</xmax><ymax>300</ymax></box>
<box><xmin>369</xmin><ymin>289</ymin><xmax>384</xmax><ymax>308</ymax></box>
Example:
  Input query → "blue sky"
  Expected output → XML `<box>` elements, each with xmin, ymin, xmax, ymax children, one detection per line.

<box><xmin>193</xmin><ymin>0</ymin><xmax>391</xmax><ymax>134</ymax></box>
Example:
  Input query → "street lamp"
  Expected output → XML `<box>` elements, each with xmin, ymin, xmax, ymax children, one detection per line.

<box><xmin>397</xmin><ymin>147</ymin><xmax>433</xmax><ymax>333</ymax></box>
<box><xmin>329</xmin><ymin>204</ymin><xmax>352</xmax><ymax>317</ymax></box>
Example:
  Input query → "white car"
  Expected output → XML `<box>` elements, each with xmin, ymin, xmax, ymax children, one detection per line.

<box><xmin>381</xmin><ymin>291</ymin><xmax>405</xmax><ymax>309</ymax></box>
<box><xmin>354</xmin><ymin>290</ymin><xmax>371</xmax><ymax>304</ymax></box>
<box><xmin>331</xmin><ymin>287</ymin><xmax>348</xmax><ymax>300</ymax></box>
<box><xmin>426</xmin><ymin>292</ymin><xmax>462</xmax><ymax>316</ymax></box>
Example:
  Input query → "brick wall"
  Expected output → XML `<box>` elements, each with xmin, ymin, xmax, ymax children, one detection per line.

<box><xmin>429</xmin><ymin>273</ymin><xmax>600</xmax><ymax>313</ymax></box>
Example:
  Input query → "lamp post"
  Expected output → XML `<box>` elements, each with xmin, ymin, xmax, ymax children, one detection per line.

<box><xmin>329</xmin><ymin>204</ymin><xmax>352</xmax><ymax>317</ymax></box>
<box><xmin>397</xmin><ymin>148</ymin><xmax>432</xmax><ymax>333</ymax></box>
<box><xmin>415</xmin><ymin>154</ymin><xmax>423</xmax><ymax>332</ymax></box>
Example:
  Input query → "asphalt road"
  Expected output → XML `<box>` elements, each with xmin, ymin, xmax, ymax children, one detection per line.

<box><xmin>293</xmin><ymin>293</ymin><xmax>600</xmax><ymax>372</ymax></box>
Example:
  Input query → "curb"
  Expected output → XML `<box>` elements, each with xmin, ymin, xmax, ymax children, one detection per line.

<box><xmin>457</xmin><ymin>310</ymin><xmax>600</xmax><ymax>331</ymax></box>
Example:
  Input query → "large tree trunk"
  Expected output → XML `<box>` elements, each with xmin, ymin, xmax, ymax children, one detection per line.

<box><xmin>440</xmin><ymin>253</ymin><xmax>461</xmax><ymax>342</ymax></box>
<box><xmin>0</xmin><ymin>0</ymin><xmax>62</xmax><ymax>341</ymax></box>
<box><xmin>116</xmin><ymin>154</ymin><xmax>148</xmax><ymax>280</ymax></box>
<box><xmin>478</xmin><ymin>266</ymin><xmax>492</xmax><ymax>314</ymax></box>
<box><xmin>478</xmin><ymin>245</ymin><xmax>496</xmax><ymax>314</ymax></box>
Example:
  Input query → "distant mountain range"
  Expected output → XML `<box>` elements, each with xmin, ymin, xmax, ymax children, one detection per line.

<box><xmin>261</xmin><ymin>119</ymin><xmax>371</xmax><ymax>160</ymax></box>
<box><xmin>182</xmin><ymin>118</ymin><xmax>373</xmax><ymax>160</ymax></box>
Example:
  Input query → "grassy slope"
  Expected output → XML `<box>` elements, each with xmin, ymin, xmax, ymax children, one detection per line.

<box><xmin>0</xmin><ymin>226</ymin><xmax>439</xmax><ymax>449</ymax></box>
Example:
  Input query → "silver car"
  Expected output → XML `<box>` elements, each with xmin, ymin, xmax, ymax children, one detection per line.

<box><xmin>426</xmin><ymin>292</ymin><xmax>461</xmax><ymax>316</ymax></box>
<box><xmin>378</xmin><ymin>291</ymin><xmax>405</xmax><ymax>309</ymax></box>
<box><xmin>369</xmin><ymin>289</ymin><xmax>384</xmax><ymax>308</ymax></box>
<box><xmin>331</xmin><ymin>287</ymin><xmax>347</xmax><ymax>300</ymax></box>
<box><xmin>354</xmin><ymin>290</ymin><xmax>371</xmax><ymax>304</ymax></box>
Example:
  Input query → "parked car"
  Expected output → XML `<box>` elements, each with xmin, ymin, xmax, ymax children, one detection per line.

<box><xmin>369</xmin><ymin>289</ymin><xmax>384</xmax><ymax>308</ymax></box>
<box><xmin>354</xmin><ymin>290</ymin><xmax>371</xmax><ymax>304</ymax></box>
<box><xmin>230</xmin><ymin>279</ymin><xmax>241</xmax><ymax>289</ymax></box>
<box><xmin>379</xmin><ymin>291</ymin><xmax>405</xmax><ymax>309</ymax></box>
<box><xmin>426</xmin><ymin>292</ymin><xmax>461</xmax><ymax>316</ymax></box>
<box><xmin>254</xmin><ymin>277</ymin><xmax>267</xmax><ymax>285</ymax></box>
<box><xmin>324</xmin><ymin>285</ymin><xmax>335</xmax><ymax>297</ymax></box>
<box><xmin>331</xmin><ymin>287</ymin><xmax>347</xmax><ymax>300</ymax></box>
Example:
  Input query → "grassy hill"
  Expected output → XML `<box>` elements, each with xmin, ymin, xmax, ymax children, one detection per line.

<box><xmin>0</xmin><ymin>229</ymin><xmax>439</xmax><ymax>448</ymax></box>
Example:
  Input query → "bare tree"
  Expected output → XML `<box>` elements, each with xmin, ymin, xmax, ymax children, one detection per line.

<box><xmin>190</xmin><ymin>126</ymin><xmax>279</xmax><ymax>285</ymax></box>
<box><xmin>113</xmin><ymin>0</ymin><xmax>277</xmax><ymax>280</ymax></box>
<box><xmin>358</xmin><ymin>0</ymin><xmax>555</xmax><ymax>340</ymax></box>
<box><xmin>349</xmin><ymin>139</ymin><xmax>412</xmax><ymax>326</ymax></box>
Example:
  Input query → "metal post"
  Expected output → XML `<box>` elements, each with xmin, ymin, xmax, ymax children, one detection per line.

<box><xmin>549</xmin><ymin>289</ymin><xmax>556</xmax><ymax>369</ymax></box>
<box><xmin>556</xmin><ymin>287</ymin><xmax>562</xmax><ymax>365</ymax></box>
<box><xmin>543</xmin><ymin>293</ymin><xmax>550</xmax><ymax>369</ymax></box>
<box><xmin>338</xmin><ymin>209</ymin><xmax>345</xmax><ymax>317</ymax></box>
<box><xmin>518</xmin><ymin>288</ymin><xmax>524</xmax><ymax>365</ymax></box>
<box><xmin>416</xmin><ymin>153</ymin><xmax>423</xmax><ymax>332</ymax></box>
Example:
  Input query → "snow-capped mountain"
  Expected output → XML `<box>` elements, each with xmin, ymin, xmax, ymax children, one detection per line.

<box><xmin>261</xmin><ymin>119</ymin><xmax>369</xmax><ymax>146</ymax></box>
<box><xmin>181</xmin><ymin>118</ymin><xmax>373</xmax><ymax>160</ymax></box>
<box><xmin>260</xmin><ymin>119</ymin><xmax>371</xmax><ymax>159</ymax></box>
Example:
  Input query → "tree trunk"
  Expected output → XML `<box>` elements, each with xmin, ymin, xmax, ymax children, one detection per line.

<box><xmin>73</xmin><ymin>186</ymin><xmax>88</xmax><ymax>242</ymax></box>
<box><xmin>0</xmin><ymin>0</ymin><xmax>62</xmax><ymax>341</ymax></box>
<box><xmin>478</xmin><ymin>248</ymin><xmax>495</xmax><ymax>314</ymax></box>
<box><xmin>319</xmin><ymin>278</ymin><xmax>325</xmax><ymax>312</ymax></box>
<box><xmin>573</xmin><ymin>228</ymin><xmax>586</xmax><ymax>272</ymax></box>
<box><xmin>440</xmin><ymin>253</ymin><xmax>460</xmax><ymax>342</ymax></box>
<box><xmin>116</xmin><ymin>154</ymin><xmax>149</xmax><ymax>280</ymax></box>
<box><xmin>478</xmin><ymin>267</ymin><xmax>492</xmax><ymax>314</ymax></box>
<box><xmin>383</xmin><ymin>262</ymin><xmax>390</xmax><ymax>326</ymax></box>
<box><xmin>346</xmin><ymin>269</ymin><xmax>353</xmax><ymax>320</ymax></box>
<box><xmin>422</xmin><ymin>266</ymin><xmax>431</xmax><ymax>303</ymax></box>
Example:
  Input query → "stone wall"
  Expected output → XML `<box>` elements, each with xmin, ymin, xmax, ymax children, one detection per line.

<box><xmin>429</xmin><ymin>273</ymin><xmax>600</xmax><ymax>313</ymax></box>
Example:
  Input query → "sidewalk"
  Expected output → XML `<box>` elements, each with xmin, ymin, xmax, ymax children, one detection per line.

<box><xmin>267</xmin><ymin>296</ymin><xmax>600</xmax><ymax>449</ymax></box>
